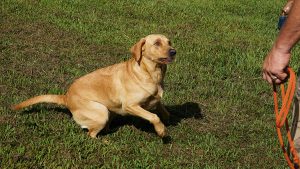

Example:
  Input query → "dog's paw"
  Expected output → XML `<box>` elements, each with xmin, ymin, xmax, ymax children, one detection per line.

<box><xmin>155</xmin><ymin>123</ymin><xmax>167</xmax><ymax>137</ymax></box>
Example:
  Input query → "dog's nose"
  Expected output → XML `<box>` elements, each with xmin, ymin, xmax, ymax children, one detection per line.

<box><xmin>169</xmin><ymin>49</ymin><xmax>176</xmax><ymax>57</ymax></box>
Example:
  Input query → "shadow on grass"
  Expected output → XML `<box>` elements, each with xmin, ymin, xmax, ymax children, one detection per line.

<box><xmin>110</xmin><ymin>102</ymin><xmax>203</xmax><ymax>128</ymax></box>
<box><xmin>21</xmin><ymin>102</ymin><xmax>203</xmax><ymax>143</ymax></box>
<box><xmin>22</xmin><ymin>106</ymin><xmax>72</xmax><ymax>118</ymax></box>
<box><xmin>106</xmin><ymin>102</ymin><xmax>203</xmax><ymax>143</ymax></box>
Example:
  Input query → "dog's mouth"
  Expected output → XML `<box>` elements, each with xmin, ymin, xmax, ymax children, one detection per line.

<box><xmin>158</xmin><ymin>57</ymin><xmax>174</xmax><ymax>64</ymax></box>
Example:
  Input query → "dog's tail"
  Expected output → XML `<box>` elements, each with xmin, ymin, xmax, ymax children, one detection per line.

<box><xmin>11</xmin><ymin>95</ymin><xmax>66</xmax><ymax>110</ymax></box>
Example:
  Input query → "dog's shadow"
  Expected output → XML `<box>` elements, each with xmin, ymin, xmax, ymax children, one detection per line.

<box><xmin>22</xmin><ymin>105</ymin><xmax>72</xmax><ymax>118</ymax></box>
<box><xmin>21</xmin><ymin>102</ymin><xmax>203</xmax><ymax>142</ymax></box>
<box><xmin>107</xmin><ymin>102</ymin><xmax>203</xmax><ymax>135</ymax></box>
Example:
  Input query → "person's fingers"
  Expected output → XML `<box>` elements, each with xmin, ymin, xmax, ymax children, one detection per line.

<box><xmin>273</xmin><ymin>78</ymin><xmax>282</xmax><ymax>84</ymax></box>
<box><xmin>265</xmin><ymin>72</ymin><xmax>274</xmax><ymax>84</ymax></box>
<box><xmin>263</xmin><ymin>72</ymin><xmax>266</xmax><ymax>81</ymax></box>
<box><xmin>263</xmin><ymin>70</ymin><xmax>276</xmax><ymax>84</ymax></box>
<box><xmin>276</xmin><ymin>74</ymin><xmax>288</xmax><ymax>83</ymax></box>
<box><xmin>270</xmin><ymin>70</ymin><xmax>288</xmax><ymax>84</ymax></box>
<box><xmin>267</xmin><ymin>72</ymin><xmax>284</xmax><ymax>84</ymax></box>
<box><xmin>263</xmin><ymin>71</ymin><xmax>272</xmax><ymax>84</ymax></box>
<box><xmin>276</xmin><ymin>69</ymin><xmax>289</xmax><ymax>81</ymax></box>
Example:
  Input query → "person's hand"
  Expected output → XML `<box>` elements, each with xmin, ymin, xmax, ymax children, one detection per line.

<box><xmin>262</xmin><ymin>47</ymin><xmax>291</xmax><ymax>84</ymax></box>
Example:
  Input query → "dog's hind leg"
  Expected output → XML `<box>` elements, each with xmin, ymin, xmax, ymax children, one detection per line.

<box><xmin>71</xmin><ymin>101</ymin><xmax>109</xmax><ymax>138</ymax></box>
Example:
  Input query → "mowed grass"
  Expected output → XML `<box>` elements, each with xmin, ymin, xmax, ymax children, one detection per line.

<box><xmin>1</xmin><ymin>0</ymin><xmax>300</xmax><ymax>168</ymax></box>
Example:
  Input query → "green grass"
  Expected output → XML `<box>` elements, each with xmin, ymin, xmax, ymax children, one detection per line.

<box><xmin>1</xmin><ymin>0</ymin><xmax>300</xmax><ymax>168</ymax></box>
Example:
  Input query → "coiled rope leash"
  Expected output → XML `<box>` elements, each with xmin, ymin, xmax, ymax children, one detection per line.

<box><xmin>273</xmin><ymin>67</ymin><xmax>300</xmax><ymax>168</ymax></box>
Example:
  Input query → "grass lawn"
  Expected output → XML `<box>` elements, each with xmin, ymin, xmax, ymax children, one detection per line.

<box><xmin>1</xmin><ymin>0</ymin><xmax>300</xmax><ymax>168</ymax></box>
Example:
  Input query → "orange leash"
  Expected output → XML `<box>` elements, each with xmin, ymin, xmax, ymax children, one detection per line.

<box><xmin>273</xmin><ymin>67</ymin><xmax>300</xmax><ymax>168</ymax></box>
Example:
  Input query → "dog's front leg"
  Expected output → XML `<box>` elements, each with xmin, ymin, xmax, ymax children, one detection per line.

<box><xmin>156</xmin><ymin>101</ymin><xmax>170</xmax><ymax>124</ymax></box>
<box><xmin>125</xmin><ymin>105</ymin><xmax>167</xmax><ymax>137</ymax></box>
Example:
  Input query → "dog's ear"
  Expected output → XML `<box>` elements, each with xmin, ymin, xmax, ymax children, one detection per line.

<box><xmin>130</xmin><ymin>38</ymin><xmax>146</xmax><ymax>64</ymax></box>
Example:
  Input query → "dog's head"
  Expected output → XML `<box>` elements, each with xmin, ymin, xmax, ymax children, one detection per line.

<box><xmin>130</xmin><ymin>34</ymin><xmax>176</xmax><ymax>64</ymax></box>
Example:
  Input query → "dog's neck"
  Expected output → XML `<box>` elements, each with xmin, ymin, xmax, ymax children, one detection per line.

<box><xmin>129</xmin><ymin>57</ymin><xmax>165</xmax><ymax>85</ymax></box>
<box><xmin>139</xmin><ymin>56</ymin><xmax>165</xmax><ymax>84</ymax></box>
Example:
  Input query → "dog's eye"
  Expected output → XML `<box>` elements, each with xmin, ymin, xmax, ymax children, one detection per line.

<box><xmin>154</xmin><ymin>41</ymin><xmax>161</xmax><ymax>46</ymax></box>
<box><xmin>168</xmin><ymin>41</ymin><xmax>172</xmax><ymax>46</ymax></box>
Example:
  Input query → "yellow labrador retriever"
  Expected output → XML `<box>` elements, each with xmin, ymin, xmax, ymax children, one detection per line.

<box><xmin>12</xmin><ymin>34</ymin><xmax>176</xmax><ymax>138</ymax></box>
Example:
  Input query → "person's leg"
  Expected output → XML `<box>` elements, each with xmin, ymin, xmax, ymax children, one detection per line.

<box><xmin>292</xmin><ymin>69</ymin><xmax>300</xmax><ymax>155</ymax></box>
